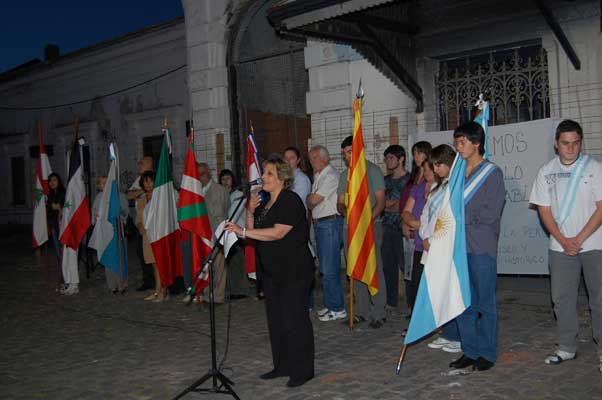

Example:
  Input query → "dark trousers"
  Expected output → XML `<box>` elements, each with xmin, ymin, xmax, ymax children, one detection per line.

<box><xmin>262</xmin><ymin>275</ymin><xmax>314</xmax><ymax>382</ymax></box>
<box><xmin>407</xmin><ymin>250</ymin><xmax>424</xmax><ymax>312</ymax></box>
<box><xmin>135</xmin><ymin>233</ymin><xmax>155</xmax><ymax>288</ymax></box>
<box><xmin>381</xmin><ymin>224</ymin><xmax>403</xmax><ymax>307</ymax></box>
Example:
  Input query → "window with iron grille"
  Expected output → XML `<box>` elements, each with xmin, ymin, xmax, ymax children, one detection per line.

<box><xmin>436</xmin><ymin>43</ymin><xmax>550</xmax><ymax>130</ymax></box>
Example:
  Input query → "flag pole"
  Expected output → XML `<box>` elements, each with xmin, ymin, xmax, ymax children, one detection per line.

<box><xmin>116</xmin><ymin>215</ymin><xmax>124</xmax><ymax>291</ymax></box>
<box><xmin>349</xmin><ymin>277</ymin><xmax>354</xmax><ymax>331</ymax></box>
<box><xmin>114</xmin><ymin>144</ymin><xmax>124</xmax><ymax>292</ymax></box>
<box><xmin>395</xmin><ymin>344</ymin><xmax>408</xmax><ymax>374</ymax></box>
<box><xmin>44</xmin><ymin>243</ymin><xmax>50</xmax><ymax>289</ymax></box>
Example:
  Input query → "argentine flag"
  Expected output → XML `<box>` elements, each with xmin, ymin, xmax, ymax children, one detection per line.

<box><xmin>89</xmin><ymin>146</ymin><xmax>127</xmax><ymax>280</ymax></box>
<box><xmin>404</xmin><ymin>154</ymin><xmax>471</xmax><ymax>345</ymax></box>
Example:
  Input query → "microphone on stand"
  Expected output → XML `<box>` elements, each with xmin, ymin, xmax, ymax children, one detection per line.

<box><xmin>235</xmin><ymin>178</ymin><xmax>263</xmax><ymax>190</ymax></box>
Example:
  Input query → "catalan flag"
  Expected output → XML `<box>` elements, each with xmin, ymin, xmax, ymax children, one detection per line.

<box><xmin>346</xmin><ymin>95</ymin><xmax>378</xmax><ymax>295</ymax></box>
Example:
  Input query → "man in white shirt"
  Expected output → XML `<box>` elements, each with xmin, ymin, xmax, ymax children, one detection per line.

<box><xmin>529</xmin><ymin>119</ymin><xmax>602</xmax><ymax>372</ymax></box>
<box><xmin>284</xmin><ymin>146</ymin><xmax>311</xmax><ymax>212</ymax></box>
<box><xmin>307</xmin><ymin>145</ymin><xmax>347</xmax><ymax>322</ymax></box>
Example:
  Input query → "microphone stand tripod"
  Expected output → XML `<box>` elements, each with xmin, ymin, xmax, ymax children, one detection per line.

<box><xmin>172</xmin><ymin>186</ymin><xmax>252</xmax><ymax>400</ymax></box>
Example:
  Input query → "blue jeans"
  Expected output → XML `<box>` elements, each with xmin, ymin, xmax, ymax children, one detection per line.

<box><xmin>441</xmin><ymin>320</ymin><xmax>460</xmax><ymax>342</ymax></box>
<box><xmin>457</xmin><ymin>253</ymin><xmax>498</xmax><ymax>362</ymax></box>
<box><xmin>314</xmin><ymin>218</ymin><xmax>344</xmax><ymax>312</ymax></box>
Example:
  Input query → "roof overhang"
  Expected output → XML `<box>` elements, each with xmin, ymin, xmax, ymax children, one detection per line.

<box><xmin>268</xmin><ymin>0</ymin><xmax>424</xmax><ymax>112</ymax></box>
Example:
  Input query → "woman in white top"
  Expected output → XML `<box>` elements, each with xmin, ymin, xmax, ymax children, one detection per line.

<box><xmin>419</xmin><ymin>144</ymin><xmax>462</xmax><ymax>353</ymax></box>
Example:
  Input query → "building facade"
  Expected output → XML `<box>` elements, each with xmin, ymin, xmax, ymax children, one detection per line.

<box><xmin>0</xmin><ymin>18</ymin><xmax>189</xmax><ymax>224</ymax></box>
<box><xmin>1</xmin><ymin>0</ymin><xmax>601</xmax><ymax>226</ymax></box>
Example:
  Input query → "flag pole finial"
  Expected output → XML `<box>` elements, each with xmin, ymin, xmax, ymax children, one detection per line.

<box><xmin>356</xmin><ymin>79</ymin><xmax>364</xmax><ymax>99</ymax></box>
<box><xmin>163</xmin><ymin>115</ymin><xmax>168</xmax><ymax>129</ymax></box>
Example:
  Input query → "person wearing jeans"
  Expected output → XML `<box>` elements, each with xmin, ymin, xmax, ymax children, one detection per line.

<box><xmin>314</xmin><ymin>217</ymin><xmax>344</xmax><ymax>314</ymax></box>
<box><xmin>308</xmin><ymin>145</ymin><xmax>347</xmax><ymax>321</ymax></box>
<box><xmin>450</xmin><ymin>122</ymin><xmax>505</xmax><ymax>372</ymax></box>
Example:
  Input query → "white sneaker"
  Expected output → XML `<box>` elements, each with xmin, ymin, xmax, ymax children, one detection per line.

<box><xmin>316</xmin><ymin>307</ymin><xmax>329</xmax><ymax>317</ymax></box>
<box><xmin>63</xmin><ymin>285</ymin><xmax>79</xmax><ymax>295</ymax></box>
<box><xmin>442</xmin><ymin>341</ymin><xmax>462</xmax><ymax>353</ymax></box>
<box><xmin>428</xmin><ymin>337</ymin><xmax>453</xmax><ymax>349</ymax></box>
<box><xmin>319</xmin><ymin>310</ymin><xmax>347</xmax><ymax>322</ymax></box>
<box><xmin>544</xmin><ymin>349</ymin><xmax>576</xmax><ymax>365</ymax></box>
<box><xmin>182</xmin><ymin>294</ymin><xmax>191</xmax><ymax>303</ymax></box>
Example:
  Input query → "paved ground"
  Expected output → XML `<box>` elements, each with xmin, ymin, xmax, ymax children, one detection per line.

<box><xmin>1</xmin><ymin>230</ymin><xmax>601</xmax><ymax>400</ymax></box>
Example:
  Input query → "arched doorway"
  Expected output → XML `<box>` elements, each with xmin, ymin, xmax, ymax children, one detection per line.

<box><xmin>228</xmin><ymin>0</ymin><xmax>310</xmax><ymax>176</ymax></box>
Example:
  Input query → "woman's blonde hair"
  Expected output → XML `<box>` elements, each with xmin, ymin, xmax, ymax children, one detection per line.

<box><xmin>263</xmin><ymin>154</ymin><xmax>294</xmax><ymax>189</ymax></box>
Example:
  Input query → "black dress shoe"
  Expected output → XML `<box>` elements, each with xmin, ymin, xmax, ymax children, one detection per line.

<box><xmin>369</xmin><ymin>319</ymin><xmax>384</xmax><ymax>329</ymax></box>
<box><xmin>449</xmin><ymin>354</ymin><xmax>476</xmax><ymax>369</ymax></box>
<box><xmin>340</xmin><ymin>315</ymin><xmax>366</xmax><ymax>325</ymax></box>
<box><xmin>286</xmin><ymin>375</ymin><xmax>313</xmax><ymax>387</ymax></box>
<box><xmin>259</xmin><ymin>370</ymin><xmax>286</xmax><ymax>380</ymax></box>
<box><xmin>475</xmin><ymin>357</ymin><xmax>495</xmax><ymax>371</ymax></box>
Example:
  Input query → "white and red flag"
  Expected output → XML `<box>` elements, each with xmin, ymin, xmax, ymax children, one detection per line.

<box><xmin>60</xmin><ymin>138</ymin><xmax>90</xmax><ymax>250</ymax></box>
<box><xmin>244</xmin><ymin>132</ymin><xmax>262</xmax><ymax>278</ymax></box>
<box><xmin>32</xmin><ymin>122</ymin><xmax>52</xmax><ymax>248</ymax></box>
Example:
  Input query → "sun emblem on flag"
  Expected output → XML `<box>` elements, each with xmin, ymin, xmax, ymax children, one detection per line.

<box><xmin>434</xmin><ymin>212</ymin><xmax>453</xmax><ymax>239</ymax></box>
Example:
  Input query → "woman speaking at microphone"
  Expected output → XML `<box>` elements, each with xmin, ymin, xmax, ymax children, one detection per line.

<box><xmin>224</xmin><ymin>155</ymin><xmax>314</xmax><ymax>387</ymax></box>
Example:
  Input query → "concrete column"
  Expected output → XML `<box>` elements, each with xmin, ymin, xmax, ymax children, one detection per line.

<box><xmin>181</xmin><ymin>0</ymin><xmax>233</xmax><ymax>171</ymax></box>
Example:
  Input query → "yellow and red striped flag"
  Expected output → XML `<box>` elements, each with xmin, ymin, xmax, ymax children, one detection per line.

<box><xmin>346</xmin><ymin>96</ymin><xmax>378</xmax><ymax>295</ymax></box>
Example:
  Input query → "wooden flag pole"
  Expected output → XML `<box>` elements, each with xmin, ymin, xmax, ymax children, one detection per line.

<box><xmin>44</xmin><ymin>242</ymin><xmax>50</xmax><ymax>289</ymax></box>
<box><xmin>395</xmin><ymin>344</ymin><xmax>408</xmax><ymax>375</ymax></box>
<box><xmin>117</xmin><ymin>216</ymin><xmax>124</xmax><ymax>292</ymax></box>
<box><xmin>57</xmin><ymin>245</ymin><xmax>63</xmax><ymax>293</ymax></box>
<box><xmin>349</xmin><ymin>277</ymin><xmax>355</xmax><ymax>331</ymax></box>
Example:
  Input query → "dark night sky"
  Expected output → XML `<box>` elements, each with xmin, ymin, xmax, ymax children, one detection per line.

<box><xmin>0</xmin><ymin>1</ymin><xmax>184</xmax><ymax>73</ymax></box>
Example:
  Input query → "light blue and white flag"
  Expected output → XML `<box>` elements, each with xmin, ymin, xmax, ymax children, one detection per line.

<box><xmin>474</xmin><ymin>95</ymin><xmax>490</xmax><ymax>159</ymax></box>
<box><xmin>89</xmin><ymin>145</ymin><xmax>127</xmax><ymax>280</ymax></box>
<box><xmin>404</xmin><ymin>154</ymin><xmax>471</xmax><ymax>345</ymax></box>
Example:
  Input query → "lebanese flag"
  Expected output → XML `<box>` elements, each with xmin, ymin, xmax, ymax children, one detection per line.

<box><xmin>60</xmin><ymin>138</ymin><xmax>91</xmax><ymax>250</ymax></box>
<box><xmin>177</xmin><ymin>130</ymin><xmax>212</xmax><ymax>292</ymax></box>
<box><xmin>244</xmin><ymin>133</ymin><xmax>262</xmax><ymax>277</ymax></box>
<box><xmin>145</xmin><ymin>128</ymin><xmax>182</xmax><ymax>287</ymax></box>
<box><xmin>32</xmin><ymin>123</ymin><xmax>52</xmax><ymax>248</ymax></box>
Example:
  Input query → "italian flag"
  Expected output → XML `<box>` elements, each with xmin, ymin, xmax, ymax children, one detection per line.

<box><xmin>178</xmin><ymin>131</ymin><xmax>212</xmax><ymax>292</ymax></box>
<box><xmin>145</xmin><ymin>128</ymin><xmax>182</xmax><ymax>287</ymax></box>
<box><xmin>60</xmin><ymin>138</ymin><xmax>91</xmax><ymax>250</ymax></box>
<box><xmin>32</xmin><ymin>124</ymin><xmax>52</xmax><ymax>248</ymax></box>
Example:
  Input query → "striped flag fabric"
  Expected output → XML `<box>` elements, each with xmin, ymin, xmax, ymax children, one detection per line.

<box><xmin>32</xmin><ymin>122</ymin><xmax>52</xmax><ymax>248</ymax></box>
<box><xmin>178</xmin><ymin>130</ymin><xmax>212</xmax><ymax>292</ymax></box>
<box><xmin>474</xmin><ymin>95</ymin><xmax>490</xmax><ymax>159</ymax></box>
<box><xmin>244</xmin><ymin>132</ymin><xmax>262</xmax><ymax>278</ymax></box>
<box><xmin>404</xmin><ymin>154</ymin><xmax>470</xmax><ymax>345</ymax></box>
<box><xmin>89</xmin><ymin>144</ymin><xmax>127</xmax><ymax>281</ymax></box>
<box><xmin>60</xmin><ymin>138</ymin><xmax>91</xmax><ymax>250</ymax></box>
<box><xmin>144</xmin><ymin>127</ymin><xmax>183</xmax><ymax>288</ymax></box>
<box><xmin>346</xmin><ymin>95</ymin><xmax>378</xmax><ymax>295</ymax></box>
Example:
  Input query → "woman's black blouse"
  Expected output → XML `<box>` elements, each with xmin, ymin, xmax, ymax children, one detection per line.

<box><xmin>254</xmin><ymin>189</ymin><xmax>313</xmax><ymax>286</ymax></box>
